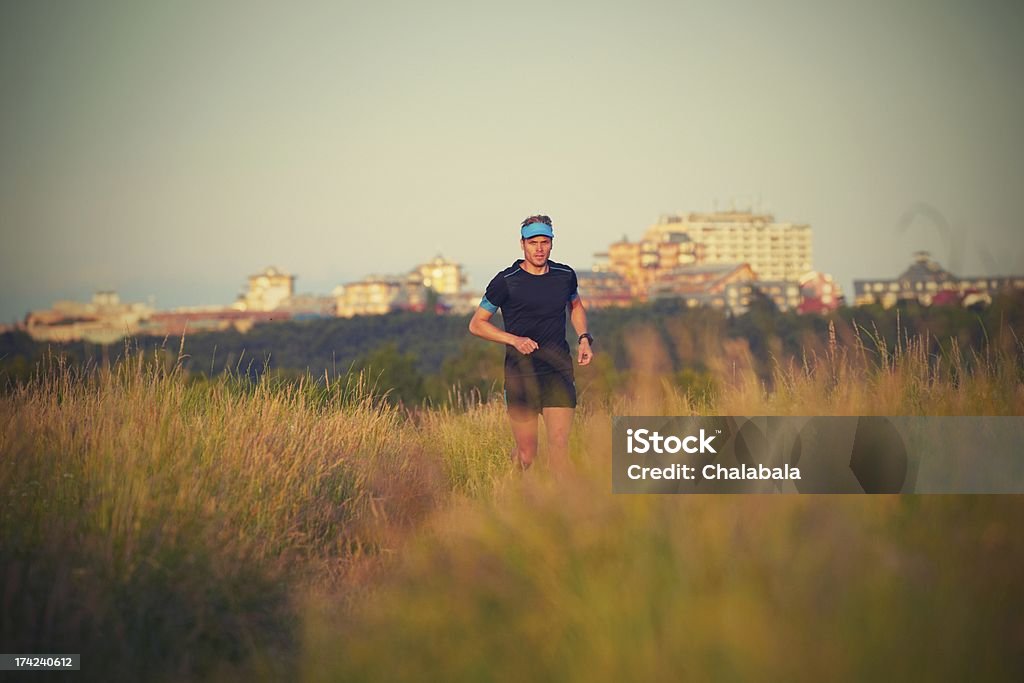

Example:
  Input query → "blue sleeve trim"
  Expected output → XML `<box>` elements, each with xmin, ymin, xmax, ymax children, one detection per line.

<box><xmin>570</xmin><ymin>291</ymin><xmax>580</xmax><ymax>301</ymax></box>
<box><xmin>480</xmin><ymin>296</ymin><xmax>498</xmax><ymax>313</ymax></box>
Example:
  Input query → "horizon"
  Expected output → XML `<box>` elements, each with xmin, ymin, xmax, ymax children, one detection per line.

<box><xmin>3</xmin><ymin>0</ymin><xmax>1022</xmax><ymax>323</ymax></box>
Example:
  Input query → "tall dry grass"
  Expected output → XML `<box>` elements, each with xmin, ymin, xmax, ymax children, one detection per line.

<box><xmin>2</xmin><ymin>323</ymin><xmax>1023</xmax><ymax>681</ymax></box>
<box><xmin>305</xmin><ymin>322</ymin><xmax>1024</xmax><ymax>682</ymax></box>
<box><xmin>1</xmin><ymin>349</ymin><xmax>447</xmax><ymax>681</ymax></box>
<box><xmin>308</xmin><ymin>480</ymin><xmax>1024</xmax><ymax>682</ymax></box>
<box><xmin>609</xmin><ymin>318</ymin><xmax>1024</xmax><ymax>416</ymax></box>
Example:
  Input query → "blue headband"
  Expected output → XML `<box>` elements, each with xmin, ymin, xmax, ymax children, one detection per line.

<box><xmin>521</xmin><ymin>222</ymin><xmax>554</xmax><ymax>239</ymax></box>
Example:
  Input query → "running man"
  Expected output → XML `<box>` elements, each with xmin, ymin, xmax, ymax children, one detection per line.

<box><xmin>469</xmin><ymin>215</ymin><xmax>594</xmax><ymax>472</ymax></box>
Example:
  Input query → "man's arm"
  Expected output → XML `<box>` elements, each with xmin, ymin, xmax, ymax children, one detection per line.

<box><xmin>569</xmin><ymin>296</ymin><xmax>593</xmax><ymax>366</ymax></box>
<box><xmin>469</xmin><ymin>307</ymin><xmax>539</xmax><ymax>355</ymax></box>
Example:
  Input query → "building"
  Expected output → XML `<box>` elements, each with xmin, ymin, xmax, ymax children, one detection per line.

<box><xmin>25</xmin><ymin>291</ymin><xmax>154</xmax><ymax>344</ymax></box>
<box><xmin>649</xmin><ymin>263</ymin><xmax>757</xmax><ymax>311</ymax></box>
<box><xmin>644</xmin><ymin>211</ymin><xmax>812</xmax><ymax>282</ymax></box>
<box><xmin>276</xmin><ymin>294</ymin><xmax>337</xmax><ymax>319</ymax></box>
<box><xmin>577</xmin><ymin>269</ymin><xmax>633</xmax><ymax>309</ymax></box>
<box><xmin>411</xmin><ymin>255</ymin><xmax>466</xmax><ymax>295</ymax></box>
<box><xmin>594</xmin><ymin>233</ymin><xmax>703</xmax><ymax>299</ymax></box>
<box><xmin>334</xmin><ymin>277</ymin><xmax>403</xmax><ymax>317</ymax></box>
<box><xmin>592</xmin><ymin>210</ymin><xmax>812</xmax><ymax>303</ymax></box>
<box><xmin>853</xmin><ymin>252</ymin><xmax>1024</xmax><ymax>308</ymax></box>
<box><xmin>401</xmin><ymin>272</ymin><xmax>430</xmax><ymax>312</ymax></box>
<box><xmin>741</xmin><ymin>280</ymin><xmax>802</xmax><ymax>313</ymax></box>
<box><xmin>141</xmin><ymin>307</ymin><xmax>287</xmax><ymax>336</ymax></box>
<box><xmin>234</xmin><ymin>266</ymin><xmax>295</xmax><ymax>312</ymax></box>
<box><xmin>333</xmin><ymin>274</ymin><xmax>430</xmax><ymax>317</ymax></box>
<box><xmin>797</xmin><ymin>271</ymin><xmax>844</xmax><ymax>314</ymax></box>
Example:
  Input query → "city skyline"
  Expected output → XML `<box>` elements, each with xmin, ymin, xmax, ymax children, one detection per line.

<box><xmin>3</xmin><ymin>0</ymin><xmax>1023</xmax><ymax>323</ymax></box>
<box><xmin>14</xmin><ymin>218</ymin><xmax>1013</xmax><ymax>322</ymax></box>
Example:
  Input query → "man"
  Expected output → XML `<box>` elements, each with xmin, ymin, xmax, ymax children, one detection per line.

<box><xmin>468</xmin><ymin>215</ymin><xmax>594</xmax><ymax>472</ymax></box>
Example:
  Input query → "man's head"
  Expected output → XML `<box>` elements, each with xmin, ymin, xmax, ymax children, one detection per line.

<box><xmin>520</xmin><ymin>215</ymin><xmax>553</xmax><ymax>269</ymax></box>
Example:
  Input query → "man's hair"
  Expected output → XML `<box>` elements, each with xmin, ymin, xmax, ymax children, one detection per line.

<box><xmin>521</xmin><ymin>215</ymin><xmax>552</xmax><ymax>228</ymax></box>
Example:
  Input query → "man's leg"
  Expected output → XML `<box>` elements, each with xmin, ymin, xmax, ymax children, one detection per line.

<box><xmin>508</xmin><ymin>406</ymin><xmax>539</xmax><ymax>469</ymax></box>
<box><xmin>541</xmin><ymin>407</ymin><xmax>574</xmax><ymax>474</ymax></box>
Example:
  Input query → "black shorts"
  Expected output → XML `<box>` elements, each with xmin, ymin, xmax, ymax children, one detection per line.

<box><xmin>504</xmin><ymin>371</ymin><xmax>577</xmax><ymax>412</ymax></box>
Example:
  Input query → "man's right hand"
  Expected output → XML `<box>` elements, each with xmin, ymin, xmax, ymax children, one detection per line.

<box><xmin>511</xmin><ymin>336</ymin><xmax>539</xmax><ymax>354</ymax></box>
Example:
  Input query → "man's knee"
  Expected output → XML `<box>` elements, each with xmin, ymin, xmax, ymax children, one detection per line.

<box><xmin>547</xmin><ymin>432</ymin><xmax>570</xmax><ymax>451</ymax></box>
<box><xmin>516</xmin><ymin>434</ymin><xmax>538</xmax><ymax>451</ymax></box>
<box><xmin>542</xmin><ymin>409</ymin><xmax>574</xmax><ymax>439</ymax></box>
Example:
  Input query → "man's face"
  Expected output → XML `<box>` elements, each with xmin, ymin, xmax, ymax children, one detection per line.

<box><xmin>521</xmin><ymin>236</ymin><xmax>553</xmax><ymax>268</ymax></box>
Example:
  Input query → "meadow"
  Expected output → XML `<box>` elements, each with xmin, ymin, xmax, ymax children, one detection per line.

<box><xmin>2</xmin><ymin>320</ymin><xmax>1023</xmax><ymax>681</ymax></box>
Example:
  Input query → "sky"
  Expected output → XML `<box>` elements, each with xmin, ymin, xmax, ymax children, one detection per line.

<box><xmin>2</xmin><ymin>0</ymin><xmax>1022</xmax><ymax>323</ymax></box>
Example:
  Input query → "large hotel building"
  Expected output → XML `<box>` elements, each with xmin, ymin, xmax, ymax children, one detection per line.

<box><xmin>588</xmin><ymin>210</ymin><xmax>817</xmax><ymax>312</ymax></box>
<box><xmin>642</xmin><ymin>211</ymin><xmax>813</xmax><ymax>282</ymax></box>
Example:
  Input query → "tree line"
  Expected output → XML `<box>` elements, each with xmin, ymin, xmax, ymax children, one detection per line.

<box><xmin>2</xmin><ymin>291</ymin><xmax>1022</xmax><ymax>404</ymax></box>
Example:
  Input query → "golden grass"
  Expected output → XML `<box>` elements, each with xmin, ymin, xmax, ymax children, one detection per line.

<box><xmin>308</xmin><ymin>481</ymin><xmax>1023</xmax><ymax>682</ymax></box>
<box><xmin>1</xmin><ymin>325</ymin><xmax>1022</xmax><ymax>681</ymax></box>
<box><xmin>1</xmin><ymin>351</ymin><xmax>437</xmax><ymax>680</ymax></box>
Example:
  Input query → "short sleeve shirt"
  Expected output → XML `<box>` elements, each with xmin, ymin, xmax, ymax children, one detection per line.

<box><xmin>480</xmin><ymin>259</ymin><xmax>579</xmax><ymax>377</ymax></box>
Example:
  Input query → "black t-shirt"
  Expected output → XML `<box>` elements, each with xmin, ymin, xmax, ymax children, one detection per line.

<box><xmin>481</xmin><ymin>259</ymin><xmax>579</xmax><ymax>377</ymax></box>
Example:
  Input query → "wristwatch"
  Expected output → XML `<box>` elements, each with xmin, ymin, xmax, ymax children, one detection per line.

<box><xmin>578</xmin><ymin>333</ymin><xmax>594</xmax><ymax>345</ymax></box>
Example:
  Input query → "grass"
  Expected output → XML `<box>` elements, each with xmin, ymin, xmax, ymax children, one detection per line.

<box><xmin>308</xmin><ymin>486</ymin><xmax>1024</xmax><ymax>682</ymax></box>
<box><xmin>1</xmin><ymin>351</ymin><xmax>430</xmax><ymax>680</ymax></box>
<box><xmin>1</xmin><ymin>325</ymin><xmax>1023</xmax><ymax>681</ymax></box>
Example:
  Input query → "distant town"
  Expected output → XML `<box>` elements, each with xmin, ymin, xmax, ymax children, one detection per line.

<box><xmin>11</xmin><ymin>210</ymin><xmax>1024</xmax><ymax>345</ymax></box>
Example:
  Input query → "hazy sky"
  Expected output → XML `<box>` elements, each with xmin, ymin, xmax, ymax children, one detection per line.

<box><xmin>2</xmin><ymin>0</ymin><xmax>1022</xmax><ymax>322</ymax></box>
